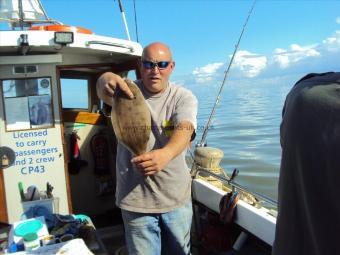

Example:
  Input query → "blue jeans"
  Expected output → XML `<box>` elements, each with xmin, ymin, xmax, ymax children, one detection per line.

<box><xmin>121</xmin><ymin>200</ymin><xmax>192</xmax><ymax>255</ymax></box>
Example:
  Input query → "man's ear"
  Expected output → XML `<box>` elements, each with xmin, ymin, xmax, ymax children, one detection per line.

<box><xmin>170</xmin><ymin>61</ymin><xmax>176</xmax><ymax>70</ymax></box>
<box><xmin>137</xmin><ymin>58</ymin><xmax>143</xmax><ymax>68</ymax></box>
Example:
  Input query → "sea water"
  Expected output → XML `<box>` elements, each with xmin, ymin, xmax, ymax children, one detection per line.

<box><xmin>188</xmin><ymin>76</ymin><xmax>298</xmax><ymax>201</ymax></box>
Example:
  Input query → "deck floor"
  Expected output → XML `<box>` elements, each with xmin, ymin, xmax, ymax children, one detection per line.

<box><xmin>96</xmin><ymin>225</ymin><xmax>126</xmax><ymax>255</ymax></box>
<box><xmin>93</xmin><ymin>208</ymin><xmax>271</xmax><ymax>255</ymax></box>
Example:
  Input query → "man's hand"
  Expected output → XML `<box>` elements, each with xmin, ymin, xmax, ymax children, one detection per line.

<box><xmin>131</xmin><ymin>121</ymin><xmax>194</xmax><ymax>176</ymax></box>
<box><xmin>96</xmin><ymin>72</ymin><xmax>134</xmax><ymax>106</ymax></box>
<box><xmin>131</xmin><ymin>148</ymin><xmax>173</xmax><ymax>176</ymax></box>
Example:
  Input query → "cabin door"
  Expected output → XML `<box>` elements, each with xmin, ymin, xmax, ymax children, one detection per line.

<box><xmin>0</xmin><ymin>59</ymin><xmax>70</xmax><ymax>223</ymax></box>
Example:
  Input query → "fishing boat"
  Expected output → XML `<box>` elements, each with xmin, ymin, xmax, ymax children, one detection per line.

<box><xmin>0</xmin><ymin>0</ymin><xmax>276</xmax><ymax>254</ymax></box>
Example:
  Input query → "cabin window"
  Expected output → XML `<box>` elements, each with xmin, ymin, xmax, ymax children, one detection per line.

<box><xmin>127</xmin><ymin>71</ymin><xmax>137</xmax><ymax>81</ymax></box>
<box><xmin>60</xmin><ymin>78</ymin><xmax>89</xmax><ymax>110</ymax></box>
<box><xmin>1</xmin><ymin>78</ymin><xmax>54</xmax><ymax>131</ymax></box>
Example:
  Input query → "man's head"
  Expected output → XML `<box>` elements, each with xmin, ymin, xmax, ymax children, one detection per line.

<box><xmin>140</xmin><ymin>42</ymin><xmax>175</xmax><ymax>94</ymax></box>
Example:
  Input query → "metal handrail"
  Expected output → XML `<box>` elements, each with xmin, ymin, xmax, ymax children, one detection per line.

<box><xmin>194</xmin><ymin>166</ymin><xmax>278</xmax><ymax>207</ymax></box>
<box><xmin>85</xmin><ymin>41</ymin><xmax>134</xmax><ymax>52</ymax></box>
<box><xmin>0</xmin><ymin>18</ymin><xmax>61</xmax><ymax>24</ymax></box>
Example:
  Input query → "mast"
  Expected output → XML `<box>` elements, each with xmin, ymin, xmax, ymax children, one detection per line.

<box><xmin>0</xmin><ymin>0</ymin><xmax>59</xmax><ymax>29</ymax></box>
<box><xmin>18</xmin><ymin>0</ymin><xmax>24</xmax><ymax>29</ymax></box>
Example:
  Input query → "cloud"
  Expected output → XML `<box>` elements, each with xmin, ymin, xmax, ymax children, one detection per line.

<box><xmin>336</xmin><ymin>17</ymin><xmax>340</xmax><ymax>24</ymax></box>
<box><xmin>322</xmin><ymin>30</ymin><xmax>340</xmax><ymax>52</ymax></box>
<box><xmin>192</xmin><ymin>62</ymin><xmax>224</xmax><ymax>83</ymax></box>
<box><xmin>273</xmin><ymin>44</ymin><xmax>320</xmax><ymax>69</ymax></box>
<box><xmin>232</xmin><ymin>50</ymin><xmax>267</xmax><ymax>77</ymax></box>
<box><xmin>185</xmin><ymin>28</ymin><xmax>340</xmax><ymax>87</ymax></box>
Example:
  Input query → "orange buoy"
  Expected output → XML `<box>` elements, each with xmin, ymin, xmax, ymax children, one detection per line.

<box><xmin>29</xmin><ymin>25</ymin><xmax>93</xmax><ymax>34</ymax></box>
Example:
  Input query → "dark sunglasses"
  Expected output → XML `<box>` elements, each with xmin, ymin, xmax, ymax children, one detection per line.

<box><xmin>142</xmin><ymin>60</ymin><xmax>170</xmax><ymax>70</ymax></box>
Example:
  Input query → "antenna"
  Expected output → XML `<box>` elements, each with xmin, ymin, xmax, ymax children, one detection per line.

<box><xmin>133</xmin><ymin>0</ymin><xmax>139</xmax><ymax>42</ymax></box>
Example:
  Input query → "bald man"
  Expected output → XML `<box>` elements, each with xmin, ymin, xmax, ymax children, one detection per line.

<box><xmin>97</xmin><ymin>42</ymin><xmax>197</xmax><ymax>255</ymax></box>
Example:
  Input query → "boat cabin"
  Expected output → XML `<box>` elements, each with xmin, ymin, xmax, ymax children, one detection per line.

<box><xmin>0</xmin><ymin>24</ymin><xmax>143</xmax><ymax>224</ymax></box>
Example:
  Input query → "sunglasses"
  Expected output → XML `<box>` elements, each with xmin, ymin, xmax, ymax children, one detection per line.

<box><xmin>142</xmin><ymin>60</ymin><xmax>171</xmax><ymax>70</ymax></box>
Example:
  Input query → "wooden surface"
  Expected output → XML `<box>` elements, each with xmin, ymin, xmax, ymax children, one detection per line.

<box><xmin>63</xmin><ymin>111</ymin><xmax>107</xmax><ymax>125</ymax></box>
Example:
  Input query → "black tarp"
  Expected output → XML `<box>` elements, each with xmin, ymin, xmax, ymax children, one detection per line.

<box><xmin>273</xmin><ymin>72</ymin><xmax>340</xmax><ymax>255</ymax></box>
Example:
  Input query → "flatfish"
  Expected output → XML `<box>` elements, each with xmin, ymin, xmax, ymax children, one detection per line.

<box><xmin>111</xmin><ymin>79</ymin><xmax>155</xmax><ymax>190</ymax></box>
<box><xmin>111</xmin><ymin>79</ymin><xmax>151</xmax><ymax>156</ymax></box>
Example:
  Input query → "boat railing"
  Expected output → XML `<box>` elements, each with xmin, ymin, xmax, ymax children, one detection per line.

<box><xmin>0</xmin><ymin>18</ymin><xmax>61</xmax><ymax>23</ymax></box>
<box><xmin>194</xmin><ymin>166</ymin><xmax>278</xmax><ymax>208</ymax></box>
<box><xmin>85</xmin><ymin>41</ymin><xmax>134</xmax><ymax>52</ymax></box>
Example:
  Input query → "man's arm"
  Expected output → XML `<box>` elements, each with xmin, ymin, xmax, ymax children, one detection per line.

<box><xmin>131</xmin><ymin>120</ymin><xmax>194</xmax><ymax>176</ymax></box>
<box><xmin>96</xmin><ymin>72</ymin><xmax>134</xmax><ymax>106</ymax></box>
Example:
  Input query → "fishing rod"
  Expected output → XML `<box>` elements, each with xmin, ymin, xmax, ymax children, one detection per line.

<box><xmin>189</xmin><ymin>1</ymin><xmax>261</xmax><ymax>204</ymax></box>
<box><xmin>198</xmin><ymin>0</ymin><xmax>257</xmax><ymax>147</ymax></box>
<box><xmin>117</xmin><ymin>0</ymin><xmax>131</xmax><ymax>41</ymax></box>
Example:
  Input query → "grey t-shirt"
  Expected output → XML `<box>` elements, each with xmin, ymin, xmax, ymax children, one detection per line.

<box><xmin>115</xmin><ymin>81</ymin><xmax>198</xmax><ymax>213</ymax></box>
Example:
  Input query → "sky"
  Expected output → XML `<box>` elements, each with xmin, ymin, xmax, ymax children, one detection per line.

<box><xmin>36</xmin><ymin>0</ymin><xmax>340</xmax><ymax>88</ymax></box>
<box><xmin>2</xmin><ymin>0</ymin><xmax>340</xmax><ymax>87</ymax></box>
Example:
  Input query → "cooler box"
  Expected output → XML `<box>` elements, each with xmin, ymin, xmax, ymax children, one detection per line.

<box><xmin>21</xmin><ymin>197</ymin><xmax>59</xmax><ymax>215</ymax></box>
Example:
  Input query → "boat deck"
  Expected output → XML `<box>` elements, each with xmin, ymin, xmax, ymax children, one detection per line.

<box><xmin>97</xmin><ymin>225</ymin><xmax>126</xmax><ymax>255</ymax></box>
<box><xmin>96</xmin><ymin>226</ymin><xmax>270</xmax><ymax>255</ymax></box>
<box><xmin>95</xmin><ymin>216</ymin><xmax>271</xmax><ymax>255</ymax></box>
